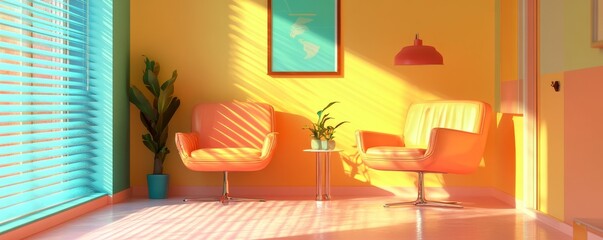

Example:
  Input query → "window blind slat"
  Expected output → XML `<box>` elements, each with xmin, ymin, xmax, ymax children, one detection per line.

<box><xmin>3</xmin><ymin>1</ymin><xmax>85</xmax><ymax>28</ymax></box>
<box><xmin>0</xmin><ymin>18</ymin><xmax>85</xmax><ymax>44</ymax></box>
<box><xmin>0</xmin><ymin>152</ymin><xmax>94</xmax><ymax>176</ymax></box>
<box><xmin>0</xmin><ymin>113</ymin><xmax>92</xmax><ymax>124</ymax></box>
<box><xmin>0</xmin><ymin>63</ymin><xmax>86</xmax><ymax>78</ymax></box>
<box><xmin>0</xmin><ymin>84</ymin><xmax>91</xmax><ymax>95</ymax></box>
<box><xmin>0</xmin><ymin>29</ymin><xmax>86</xmax><ymax>53</ymax></box>
<box><xmin>1</xmin><ymin>163</ymin><xmax>93</xmax><ymax>193</ymax></box>
<box><xmin>1</xmin><ymin>164</ymin><xmax>94</xmax><ymax>194</ymax></box>
<box><xmin>0</xmin><ymin>94</ymin><xmax>95</xmax><ymax>103</ymax></box>
<box><xmin>0</xmin><ymin>75</ymin><xmax>88</xmax><ymax>88</ymax></box>
<box><xmin>0</xmin><ymin>136</ymin><xmax>95</xmax><ymax>157</ymax></box>
<box><xmin>0</xmin><ymin>104</ymin><xmax>94</xmax><ymax>113</ymax></box>
<box><xmin>0</xmin><ymin>121</ymin><xmax>95</xmax><ymax>135</ymax></box>
<box><xmin>0</xmin><ymin>8</ymin><xmax>86</xmax><ymax>39</ymax></box>
<box><xmin>26</xmin><ymin>0</ymin><xmax>87</xmax><ymax>20</ymax></box>
<box><xmin>0</xmin><ymin>42</ymin><xmax>84</xmax><ymax>61</ymax></box>
<box><xmin>0</xmin><ymin>52</ymin><xmax>87</xmax><ymax>71</ymax></box>
<box><xmin>0</xmin><ymin>145</ymin><xmax>94</xmax><ymax>166</ymax></box>
<box><xmin>0</xmin><ymin>129</ymin><xmax>93</xmax><ymax>145</ymax></box>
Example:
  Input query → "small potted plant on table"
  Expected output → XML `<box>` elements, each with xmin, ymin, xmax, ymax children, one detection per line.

<box><xmin>304</xmin><ymin>101</ymin><xmax>349</xmax><ymax>150</ymax></box>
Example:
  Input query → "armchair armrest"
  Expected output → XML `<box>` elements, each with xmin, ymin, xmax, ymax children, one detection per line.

<box><xmin>260</xmin><ymin>132</ymin><xmax>278</xmax><ymax>159</ymax></box>
<box><xmin>424</xmin><ymin>127</ymin><xmax>485</xmax><ymax>173</ymax></box>
<box><xmin>355</xmin><ymin>130</ymin><xmax>404</xmax><ymax>153</ymax></box>
<box><xmin>175</xmin><ymin>132</ymin><xmax>200</xmax><ymax>158</ymax></box>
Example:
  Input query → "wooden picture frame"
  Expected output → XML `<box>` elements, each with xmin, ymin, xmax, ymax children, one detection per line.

<box><xmin>268</xmin><ymin>0</ymin><xmax>341</xmax><ymax>76</ymax></box>
<box><xmin>592</xmin><ymin>0</ymin><xmax>603</xmax><ymax>47</ymax></box>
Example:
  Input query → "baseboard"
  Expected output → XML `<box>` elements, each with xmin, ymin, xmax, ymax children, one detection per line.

<box><xmin>590</xmin><ymin>232</ymin><xmax>603</xmax><ymax>240</ymax></box>
<box><xmin>2</xmin><ymin>196</ymin><xmax>110</xmax><ymax>240</ymax></box>
<box><xmin>487</xmin><ymin>188</ymin><xmax>523</xmax><ymax>208</ymax></box>
<box><xmin>132</xmin><ymin>185</ymin><xmax>514</xmax><ymax>200</ymax></box>
<box><xmin>111</xmin><ymin>188</ymin><xmax>132</xmax><ymax>204</ymax></box>
<box><xmin>522</xmin><ymin>209</ymin><xmax>573</xmax><ymax>237</ymax></box>
<box><xmin>487</xmin><ymin>190</ymin><xmax>574</xmax><ymax>238</ymax></box>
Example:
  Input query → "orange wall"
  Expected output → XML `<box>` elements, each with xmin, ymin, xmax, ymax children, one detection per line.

<box><xmin>500</xmin><ymin>0</ymin><xmax>519</xmax><ymax>83</ymax></box>
<box><xmin>129</xmin><ymin>0</ymin><xmax>497</xmax><ymax>192</ymax></box>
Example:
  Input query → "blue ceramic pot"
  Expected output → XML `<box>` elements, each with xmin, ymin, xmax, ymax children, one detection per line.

<box><xmin>147</xmin><ymin>174</ymin><xmax>169</xmax><ymax>199</ymax></box>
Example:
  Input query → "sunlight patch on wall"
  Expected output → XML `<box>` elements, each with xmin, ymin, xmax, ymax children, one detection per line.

<box><xmin>513</xmin><ymin>115</ymin><xmax>524</xmax><ymax>201</ymax></box>
<box><xmin>226</xmin><ymin>0</ymin><xmax>439</xmax><ymax>188</ymax></box>
<box><xmin>538</xmin><ymin>121</ymin><xmax>549</xmax><ymax>213</ymax></box>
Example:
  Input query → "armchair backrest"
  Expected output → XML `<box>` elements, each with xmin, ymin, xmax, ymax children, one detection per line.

<box><xmin>404</xmin><ymin>100</ymin><xmax>490</xmax><ymax>148</ymax></box>
<box><xmin>192</xmin><ymin>102</ymin><xmax>275</xmax><ymax>149</ymax></box>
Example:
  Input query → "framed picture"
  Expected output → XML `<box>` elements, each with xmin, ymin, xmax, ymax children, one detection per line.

<box><xmin>268</xmin><ymin>0</ymin><xmax>341</xmax><ymax>76</ymax></box>
<box><xmin>592</xmin><ymin>0</ymin><xmax>603</xmax><ymax>47</ymax></box>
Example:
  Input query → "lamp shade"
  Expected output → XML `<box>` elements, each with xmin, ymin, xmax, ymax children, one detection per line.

<box><xmin>394</xmin><ymin>35</ymin><xmax>443</xmax><ymax>65</ymax></box>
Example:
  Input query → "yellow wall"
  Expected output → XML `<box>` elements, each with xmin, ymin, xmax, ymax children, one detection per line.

<box><xmin>130</xmin><ymin>0</ymin><xmax>497</xmax><ymax>192</ymax></box>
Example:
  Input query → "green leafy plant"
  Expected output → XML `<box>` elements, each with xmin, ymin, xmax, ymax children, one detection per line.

<box><xmin>303</xmin><ymin>101</ymin><xmax>349</xmax><ymax>140</ymax></box>
<box><xmin>129</xmin><ymin>56</ymin><xmax>181</xmax><ymax>175</ymax></box>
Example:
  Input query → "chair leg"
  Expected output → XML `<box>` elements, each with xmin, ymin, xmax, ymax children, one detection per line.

<box><xmin>183</xmin><ymin>172</ymin><xmax>266</xmax><ymax>205</ymax></box>
<box><xmin>384</xmin><ymin>172</ymin><xmax>462</xmax><ymax>208</ymax></box>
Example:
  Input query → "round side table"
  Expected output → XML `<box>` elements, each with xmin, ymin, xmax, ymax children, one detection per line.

<box><xmin>303</xmin><ymin>149</ymin><xmax>343</xmax><ymax>201</ymax></box>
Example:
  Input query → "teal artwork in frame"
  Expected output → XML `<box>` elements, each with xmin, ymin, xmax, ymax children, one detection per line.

<box><xmin>268</xmin><ymin>0</ymin><xmax>341</xmax><ymax>75</ymax></box>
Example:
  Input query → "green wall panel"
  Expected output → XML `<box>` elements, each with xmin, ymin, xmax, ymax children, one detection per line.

<box><xmin>541</xmin><ymin>0</ymin><xmax>603</xmax><ymax>73</ymax></box>
<box><xmin>540</xmin><ymin>0</ymin><xmax>565</xmax><ymax>74</ymax></box>
<box><xmin>113</xmin><ymin>0</ymin><xmax>130</xmax><ymax>194</ymax></box>
<box><xmin>562</xmin><ymin>0</ymin><xmax>603</xmax><ymax>71</ymax></box>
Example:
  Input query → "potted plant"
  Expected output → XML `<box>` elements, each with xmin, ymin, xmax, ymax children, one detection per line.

<box><xmin>323</xmin><ymin>125</ymin><xmax>341</xmax><ymax>150</ymax></box>
<box><xmin>128</xmin><ymin>56</ymin><xmax>180</xmax><ymax>199</ymax></box>
<box><xmin>303</xmin><ymin>101</ymin><xmax>349</xmax><ymax>150</ymax></box>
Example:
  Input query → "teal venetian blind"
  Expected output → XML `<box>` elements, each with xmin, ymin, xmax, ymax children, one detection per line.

<box><xmin>0</xmin><ymin>0</ymin><xmax>113</xmax><ymax>233</ymax></box>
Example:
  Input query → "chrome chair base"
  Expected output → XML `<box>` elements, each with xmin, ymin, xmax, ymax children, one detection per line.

<box><xmin>183</xmin><ymin>193</ymin><xmax>265</xmax><ymax>205</ymax></box>
<box><xmin>384</xmin><ymin>172</ymin><xmax>463</xmax><ymax>208</ymax></box>
<box><xmin>384</xmin><ymin>199</ymin><xmax>462</xmax><ymax>208</ymax></box>
<box><xmin>183</xmin><ymin>171</ymin><xmax>265</xmax><ymax>205</ymax></box>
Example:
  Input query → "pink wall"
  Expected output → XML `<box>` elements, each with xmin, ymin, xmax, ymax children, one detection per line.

<box><xmin>564</xmin><ymin>66</ymin><xmax>603</xmax><ymax>224</ymax></box>
<box><xmin>500</xmin><ymin>80</ymin><xmax>522</xmax><ymax>114</ymax></box>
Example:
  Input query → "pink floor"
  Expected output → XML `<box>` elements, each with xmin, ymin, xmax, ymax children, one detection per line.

<box><xmin>27</xmin><ymin>196</ymin><xmax>571</xmax><ymax>240</ymax></box>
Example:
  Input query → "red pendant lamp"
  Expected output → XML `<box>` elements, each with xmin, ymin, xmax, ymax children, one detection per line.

<box><xmin>394</xmin><ymin>34</ymin><xmax>443</xmax><ymax>65</ymax></box>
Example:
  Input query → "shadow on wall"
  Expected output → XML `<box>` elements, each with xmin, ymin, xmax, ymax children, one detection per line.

<box><xmin>494</xmin><ymin>113</ymin><xmax>519</xmax><ymax>202</ymax></box>
<box><xmin>256</xmin><ymin>111</ymin><xmax>388</xmax><ymax>191</ymax></box>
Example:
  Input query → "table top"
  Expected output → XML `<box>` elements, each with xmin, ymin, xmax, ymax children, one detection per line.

<box><xmin>303</xmin><ymin>149</ymin><xmax>343</xmax><ymax>153</ymax></box>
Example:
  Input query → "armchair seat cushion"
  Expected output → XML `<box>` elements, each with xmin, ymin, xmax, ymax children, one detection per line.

<box><xmin>366</xmin><ymin>147</ymin><xmax>426</xmax><ymax>160</ymax></box>
<box><xmin>185</xmin><ymin>147</ymin><xmax>266</xmax><ymax>172</ymax></box>
<box><xmin>364</xmin><ymin>147</ymin><xmax>427</xmax><ymax>171</ymax></box>
<box><xmin>191</xmin><ymin>148</ymin><xmax>261</xmax><ymax>161</ymax></box>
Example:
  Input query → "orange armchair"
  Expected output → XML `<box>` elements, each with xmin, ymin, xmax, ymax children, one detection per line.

<box><xmin>175</xmin><ymin>102</ymin><xmax>277</xmax><ymax>204</ymax></box>
<box><xmin>356</xmin><ymin>100</ymin><xmax>491</xmax><ymax>208</ymax></box>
